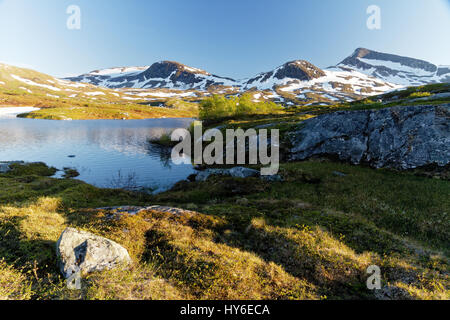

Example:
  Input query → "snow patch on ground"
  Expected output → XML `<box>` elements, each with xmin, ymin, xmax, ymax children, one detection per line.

<box><xmin>11</xmin><ymin>74</ymin><xmax>61</xmax><ymax>91</ymax></box>
<box><xmin>0</xmin><ymin>107</ymin><xmax>40</xmax><ymax>118</ymax></box>
<box><xmin>129</xmin><ymin>91</ymin><xmax>197</xmax><ymax>98</ymax></box>
<box><xmin>19</xmin><ymin>87</ymin><xmax>32</xmax><ymax>93</ymax></box>
<box><xmin>84</xmin><ymin>91</ymin><xmax>106</xmax><ymax>96</ymax></box>
<box><xmin>88</xmin><ymin>66</ymin><xmax>149</xmax><ymax>76</ymax></box>
<box><xmin>122</xmin><ymin>96</ymin><xmax>142</xmax><ymax>101</ymax></box>
<box><xmin>56</xmin><ymin>79</ymin><xmax>87</xmax><ymax>88</ymax></box>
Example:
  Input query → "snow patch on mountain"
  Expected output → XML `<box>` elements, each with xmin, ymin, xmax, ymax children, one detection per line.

<box><xmin>337</xmin><ymin>48</ymin><xmax>450</xmax><ymax>86</ymax></box>
<box><xmin>88</xmin><ymin>66</ymin><xmax>149</xmax><ymax>76</ymax></box>
<box><xmin>62</xmin><ymin>48</ymin><xmax>449</xmax><ymax>104</ymax></box>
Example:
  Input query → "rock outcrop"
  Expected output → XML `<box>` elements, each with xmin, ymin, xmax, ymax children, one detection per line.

<box><xmin>289</xmin><ymin>104</ymin><xmax>450</xmax><ymax>169</ymax></box>
<box><xmin>193</xmin><ymin>166</ymin><xmax>283</xmax><ymax>182</ymax></box>
<box><xmin>56</xmin><ymin>228</ymin><xmax>132</xmax><ymax>278</ymax></box>
<box><xmin>97</xmin><ymin>205</ymin><xmax>198</xmax><ymax>217</ymax></box>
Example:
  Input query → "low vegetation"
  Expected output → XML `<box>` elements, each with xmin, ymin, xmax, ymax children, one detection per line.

<box><xmin>199</xmin><ymin>93</ymin><xmax>283</xmax><ymax>120</ymax></box>
<box><xmin>0</xmin><ymin>162</ymin><xmax>448</xmax><ymax>300</ymax></box>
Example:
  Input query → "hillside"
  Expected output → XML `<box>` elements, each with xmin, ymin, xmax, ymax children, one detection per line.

<box><xmin>0</xmin><ymin>63</ymin><xmax>199</xmax><ymax>120</ymax></box>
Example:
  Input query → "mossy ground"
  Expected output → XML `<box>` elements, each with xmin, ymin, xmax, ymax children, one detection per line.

<box><xmin>0</xmin><ymin>161</ymin><xmax>448</xmax><ymax>300</ymax></box>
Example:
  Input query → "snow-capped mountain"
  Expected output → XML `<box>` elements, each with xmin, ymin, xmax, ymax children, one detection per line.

<box><xmin>240</xmin><ymin>59</ymin><xmax>401</xmax><ymax>103</ymax></box>
<box><xmin>242</xmin><ymin>60</ymin><xmax>326</xmax><ymax>89</ymax></box>
<box><xmin>66</xmin><ymin>61</ymin><xmax>236</xmax><ymax>90</ymax></box>
<box><xmin>64</xmin><ymin>48</ymin><xmax>449</xmax><ymax>105</ymax></box>
<box><xmin>337</xmin><ymin>48</ymin><xmax>450</xmax><ymax>86</ymax></box>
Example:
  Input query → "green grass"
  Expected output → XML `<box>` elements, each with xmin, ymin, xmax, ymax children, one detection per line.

<box><xmin>154</xmin><ymin>161</ymin><xmax>450</xmax><ymax>299</ymax></box>
<box><xmin>1</xmin><ymin>162</ymin><xmax>447</xmax><ymax>300</ymax></box>
<box><xmin>148</xmin><ymin>132</ymin><xmax>176</xmax><ymax>148</ymax></box>
<box><xmin>199</xmin><ymin>93</ymin><xmax>283</xmax><ymax>120</ymax></box>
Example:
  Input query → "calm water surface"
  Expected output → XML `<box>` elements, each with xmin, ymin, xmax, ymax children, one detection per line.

<box><xmin>0</xmin><ymin>110</ymin><xmax>195</xmax><ymax>192</ymax></box>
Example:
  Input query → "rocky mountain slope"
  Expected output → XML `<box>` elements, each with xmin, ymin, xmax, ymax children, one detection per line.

<box><xmin>337</xmin><ymin>48</ymin><xmax>450</xmax><ymax>86</ymax></box>
<box><xmin>64</xmin><ymin>58</ymin><xmax>402</xmax><ymax>105</ymax></box>
<box><xmin>66</xmin><ymin>61</ymin><xmax>236</xmax><ymax>90</ymax></box>
<box><xmin>242</xmin><ymin>60</ymin><xmax>401</xmax><ymax>104</ymax></box>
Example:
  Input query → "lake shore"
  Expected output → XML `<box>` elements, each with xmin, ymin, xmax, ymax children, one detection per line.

<box><xmin>0</xmin><ymin>106</ymin><xmax>40</xmax><ymax>119</ymax></box>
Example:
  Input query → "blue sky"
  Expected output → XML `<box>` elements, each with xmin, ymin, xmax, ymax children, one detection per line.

<box><xmin>0</xmin><ymin>0</ymin><xmax>449</xmax><ymax>78</ymax></box>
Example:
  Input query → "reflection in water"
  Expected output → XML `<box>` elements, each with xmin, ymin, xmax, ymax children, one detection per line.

<box><xmin>145</xmin><ymin>143</ymin><xmax>173</xmax><ymax>169</ymax></box>
<box><xmin>0</xmin><ymin>117</ymin><xmax>195</xmax><ymax>192</ymax></box>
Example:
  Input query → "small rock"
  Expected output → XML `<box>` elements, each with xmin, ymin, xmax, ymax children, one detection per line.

<box><xmin>261</xmin><ymin>174</ymin><xmax>284</xmax><ymax>182</ymax></box>
<box><xmin>229</xmin><ymin>167</ymin><xmax>260</xmax><ymax>178</ymax></box>
<box><xmin>332</xmin><ymin>171</ymin><xmax>347</xmax><ymax>177</ymax></box>
<box><xmin>56</xmin><ymin>228</ymin><xmax>132</xmax><ymax>278</ymax></box>
<box><xmin>143</xmin><ymin>205</ymin><xmax>197</xmax><ymax>216</ymax></box>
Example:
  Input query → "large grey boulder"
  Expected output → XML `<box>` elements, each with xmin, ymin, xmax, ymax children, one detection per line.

<box><xmin>289</xmin><ymin>104</ymin><xmax>450</xmax><ymax>169</ymax></box>
<box><xmin>56</xmin><ymin>228</ymin><xmax>132</xmax><ymax>278</ymax></box>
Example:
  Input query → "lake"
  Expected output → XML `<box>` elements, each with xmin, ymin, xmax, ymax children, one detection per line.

<box><xmin>0</xmin><ymin>108</ymin><xmax>195</xmax><ymax>193</ymax></box>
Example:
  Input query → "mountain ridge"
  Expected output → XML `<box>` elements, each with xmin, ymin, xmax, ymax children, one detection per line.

<box><xmin>65</xmin><ymin>48</ymin><xmax>450</xmax><ymax>92</ymax></box>
<box><xmin>337</xmin><ymin>48</ymin><xmax>450</xmax><ymax>85</ymax></box>
<box><xmin>2</xmin><ymin>48</ymin><xmax>448</xmax><ymax>108</ymax></box>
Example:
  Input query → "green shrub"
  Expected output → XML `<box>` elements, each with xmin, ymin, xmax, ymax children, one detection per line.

<box><xmin>409</xmin><ymin>92</ymin><xmax>431</xmax><ymax>98</ymax></box>
<box><xmin>199</xmin><ymin>94</ymin><xmax>282</xmax><ymax>120</ymax></box>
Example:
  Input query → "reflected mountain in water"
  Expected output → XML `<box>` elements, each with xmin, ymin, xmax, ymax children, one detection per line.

<box><xmin>0</xmin><ymin>117</ymin><xmax>195</xmax><ymax>192</ymax></box>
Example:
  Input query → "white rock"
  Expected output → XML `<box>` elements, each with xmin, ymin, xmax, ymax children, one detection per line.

<box><xmin>56</xmin><ymin>228</ymin><xmax>132</xmax><ymax>278</ymax></box>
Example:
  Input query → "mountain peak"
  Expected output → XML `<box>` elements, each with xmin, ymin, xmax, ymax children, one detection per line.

<box><xmin>244</xmin><ymin>59</ymin><xmax>326</xmax><ymax>89</ymax></box>
<box><xmin>63</xmin><ymin>48</ymin><xmax>449</xmax><ymax>91</ymax></box>
<box><xmin>351</xmin><ymin>48</ymin><xmax>372</xmax><ymax>58</ymax></box>
<box><xmin>279</xmin><ymin>60</ymin><xmax>326</xmax><ymax>80</ymax></box>
<box><xmin>336</xmin><ymin>48</ymin><xmax>446</xmax><ymax>85</ymax></box>
<box><xmin>153</xmin><ymin>61</ymin><xmax>210</xmax><ymax>76</ymax></box>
